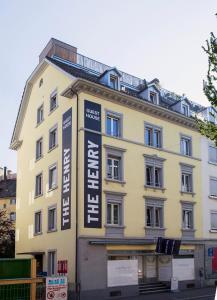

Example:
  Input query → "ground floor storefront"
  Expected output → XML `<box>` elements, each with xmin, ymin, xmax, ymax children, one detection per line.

<box><xmin>25</xmin><ymin>237</ymin><xmax>217</xmax><ymax>299</ymax></box>
<box><xmin>77</xmin><ymin>237</ymin><xmax>207</xmax><ymax>299</ymax></box>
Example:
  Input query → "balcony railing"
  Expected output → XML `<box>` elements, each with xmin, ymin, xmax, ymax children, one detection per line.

<box><xmin>54</xmin><ymin>51</ymin><xmax>144</xmax><ymax>87</ymax></box>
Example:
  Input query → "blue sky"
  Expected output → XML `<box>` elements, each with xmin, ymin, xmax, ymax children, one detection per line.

<box><xmin>0</xmin><ymin>0</ymin><xmax>216</xmax><ymax>171</ymax></box>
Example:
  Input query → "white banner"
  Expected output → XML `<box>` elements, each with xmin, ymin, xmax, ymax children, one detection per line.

<box><xmin>172</xmin><ymin>258</ymin><xmax>195</xmax><ymax>281</ymax></box>
<box><xmin>107</xmin><ymin>260</ymin><xmax>138</xmax><ymax>287</ymax></box>
<box><xmin>46</xmin><ymin>276</ymin><xmax>68</xmax><ymax>300</ymax></box>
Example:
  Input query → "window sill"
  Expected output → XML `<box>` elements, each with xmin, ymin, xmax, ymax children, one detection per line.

<box><xmin>181</xmin><ymin>153</ymin><xmax>192</xmax><ymax>158</ymax></box>
<box><xmin>35</xmin><ymin>119</ymin><xmax>44</xmax><ymax>128</ymax></box>
<box><xmin>145</xmin><ymin>144</ymin><xmax>162</xmax><ymax>150</ymax></box>
<box><xmin>144</xmin><ymin>185</ymin><xmax>166</xmax><ymax>192</ymax></box>
<box><xmin>34</xmin><ymin>193</ymin><xmax>43</xmax><ymax>199</ymax></box>
<box><xmin>35</xmin><ymin>156</ymin><xmax>43</xmax><ymax>163</ymax></box>
<box><xmin>105</xmin><ymin>133</ymin><xmax>122</xmax><ymax>139</ymax></box>
<box><xmin>48</xmin><ymin>186</ymin><xmax>58</xmax><ymax>192</ymax></box>
<box><xmin>209</xmin><ymin>229</ymin><xmax>217</xmax><ymax>233</ymax></box>
<box><xmin>181</xmin><ymin>228</ymin><xmax>195</xmax><ymax>232</ymax></box>
<box><xmin>144</xmin><ymin>226</ymin><xmax>166</xmax><ymax>230</ymax></box>
<box><xmin>105</xmin><ymin>178</ymin><xmax>126</xmax><ymax>185</ymax></box>
<box><xmin>48</xmin><ymin>105</ymin><xmax>59</xmax><ymax>116</ymax></box>
<box><xmin>47</xmin><ymin>229</ymin><xmax>57</xmax><ymax>233</ymax></box>
<box><xmin>208</xmin><ymin>161</ymin><xmax>217</xmax><ymax>166</ymax></box>
<box><xmin>180</xmin><ymin>191</ymin><xmax>195</xmax><ymax>196</ymax></box>
<box><xmin>209</xmin><ymin>195</ymin><xmax>217</xmax><ymax>200</ymax></box>
<box><xmin>104</xmin><ymin>224</ymin><xmax>125</xmax><ymax>229</ymax></box>
<box><xmin>34</xmin><ymin>232</ymin><xmax>43</xmax><ymax>236</ymax></box>
<box><xmin>48</xmin><ymin>144</ymin><xmax>58</xmax><ymax>153</ymax></box>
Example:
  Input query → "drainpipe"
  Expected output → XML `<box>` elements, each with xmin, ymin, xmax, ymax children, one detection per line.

<box><xmin>70</xmin><ymin>88</ymin><xmax>80</xmax><ymax>300</ymax></box>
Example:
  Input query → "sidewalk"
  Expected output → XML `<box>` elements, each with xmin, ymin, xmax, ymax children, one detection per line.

<box><xmin>124</xmin><ymin>287</ymin><xmax>216</xmax><ymax>300</ymax></box>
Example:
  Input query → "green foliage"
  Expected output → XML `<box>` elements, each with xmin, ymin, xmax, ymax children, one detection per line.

<box><xmin>196</xmin><ymin>28</ymin><xmax>217</xmax><ymax>144</ymax></box>
<box><xmin>0</xmin><ymin>210</ymin><xmax>15</xmax><ymax>258</ymax></box>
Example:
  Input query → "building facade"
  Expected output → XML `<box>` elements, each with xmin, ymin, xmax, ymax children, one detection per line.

<box><xmin>11</xmin><ymin>39</ymin><xmax>217</xmax><ymax>299</ymax></box>
<box><xmin>0</xmin><ymin>167</ymin><xmax>16</xmax><ymax>222</ymax></box>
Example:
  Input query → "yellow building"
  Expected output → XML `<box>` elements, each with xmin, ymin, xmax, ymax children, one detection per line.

<box><xmin>0</xmin><ymin>167</ymin><xmax>16</xmax><ymax>223</ymax></box>
<box><xmin>11</xmin><ymin>39</ymin><xmax>210</xmax><ymax>298</ymax></box>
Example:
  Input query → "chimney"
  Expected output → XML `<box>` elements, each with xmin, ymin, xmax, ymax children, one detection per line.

<box><xmin>39</xmin><ymin>38</ymin><xmax>77</xmax><ymax>64</ymax></box>
<box><xmin>4</xmin><ymin>167</ymin><xmax>7</xmax><ymax>181</ymax></box>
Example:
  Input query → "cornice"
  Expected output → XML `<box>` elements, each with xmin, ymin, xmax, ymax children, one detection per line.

<box><xmin>67</xmin><ymin>79</ymin><xmax>199</xmax><ymax>131</ymax></box>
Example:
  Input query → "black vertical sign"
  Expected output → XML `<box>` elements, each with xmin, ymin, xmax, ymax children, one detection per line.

<box><xmin>84</xmin><ymin>100</ymin><xmax>102</xmax><ymax>228</ymax></box>
<box><xmin>61</xmin><ymin>108</ymin><xmax>72</xmax><ymax>230</ymax></box>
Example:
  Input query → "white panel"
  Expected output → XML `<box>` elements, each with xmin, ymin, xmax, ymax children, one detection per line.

<box><xmin>158</xmin><ymin>256</ymin><xmax>172</xmax><ymax>281</ymax></box>
<box><xmin>172</xmin><ymin>258</ymin><xmax>195</xmax><ymax>281</ymax></box>
<box><xmin>107</xmin><ymin>260</ymin><xmax>138</xmax><ymax>287</ymax></box>
<box><xmin>145</xmin><ymin>256</ymin><xmax>156</xmax><ymax>278</ymax></box>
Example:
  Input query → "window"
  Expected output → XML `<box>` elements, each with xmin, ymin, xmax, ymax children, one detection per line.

<box><xmin>144</xmin><ymin>155</ymin><xmax>165</xmax><ymax>188</ymax></box>
<box><xmin>182</xmin><ymin>209</ymin><xmax>193</xmax><ymax>229</ymax></box>
<box><xmin>35</xmin><ymin>173</ymin><xmax>43</xmax><ymax>197</ymax></box>
<box><xmin>10</xmin><ymin>199</ymin><xmax>16</xmax><ymax>205</ymax></box>
<box><xmin>39</xmin><ymin>78</ymin><xmax>43</xmax><ymax>88</ymax></box>
<box><xmin>181</xmin><ymin>173</ymin><xmax>192</xmax><ymax>192</ymax></box>
<box><xmin>149</xmin><ymin>92</ymin><xmax>157</xmax><ymax>104</ymax></box>
<box><xmin>105</xmin><ymin>146</ymin><xmax>125</xmax><ymax>182</ymax></box>
<box><xmin>110</xmin><ymin>75</ymin><xmax>118</xmax><ymax>89</ymax></box>
<box><xmin>145</xmin><ymin>198</ymin><xmax>164</xmax><ymax>228</ymax></box>
<box><xmin>3</xmin><ymin>204</ymin><xmax>6</xmax><ymax>209</ymax></box>
<box><xmin>107</xmin><ymin>202</ymin><xmax>120</xmax><ymax>225</ymax></box>
<box><xmin>107</xmin><ymin>156</ymin><xmax>121</xmax><ymax>180</ymax></box>
<box><xmin>180</xmin><ymin>136</ymin><xmax>192</xmax><ymax>156</ymax></box>
<box><xmin>37</xmin><ymin>104</ymin><xmax>44</xmax><ymax>124</ymax></box>
<box><xmin>48</xmin><ymin>206</ymin><xmax>57</xmax><ymax>231</ymax></box>
<box><xmin>49</xmin><ymin>125</ymin><xmax>58</xmax><ymax>150</ymax></box>
<box><xmin>180</xmin><ymin>164</ymin><xmax>193</xmax><ymax>193</ymax></box>
<box><xmin>50</xmin><ymin>92</ymin><xmax>57</xmax><ymax>112</ymax></box>
<box><xmin>10</xmin><ymin>212</ymin><xmax>16</xmax><ymax>221</ymax></box>
<box><xmin>34</xmin><ymin>211</ymin><xmax>42</xmax><ymax>234</ymax></box>
<box><xmin>36</xmin><ymin>138</ymin><xmax>43</xmax><ymax>160</ymax></box>
<box><xmin>182</xmin><ymin>104</ymin><xmax>189</xmax><ymax>116</ymax></box>
<box><xmin>48</xmin><ymin>164</ymin><xmax>57</xmax><ymax>190</ymax></box>
<box><xmin>48</xmin><ymin>251</ymin><xmax>56</xmax><ymax>276</ymax></box>
<box><xmin>210</xmin><ymin>177</ymin><xmax>217</xmax><ymax>197</ymax></box>
<box><xmin>145</xmin><ymin>124</ymin><xmax>162</xmax><ymax>148</ymax></box>
<box><xmin>211</xmin><ymin>211</ymin><xmax>217</xmax><ymax>230</ymax></box>
<box><xmin>209</xmin><ymin>145</ymin><xmax>217</xmax><ymax>164</ymax></box>
<box><xmin>106</xmin><ymin>111</ymin><xmax>122</xmax><ymax>137</ymax></box>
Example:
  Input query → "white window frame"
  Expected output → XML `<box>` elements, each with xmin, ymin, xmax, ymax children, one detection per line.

<box><xmin>35</xmin><ymin>173</ymin><xmax>43</xmax><ymax>197</ymax></box>
<box><xmin>34</xmin><ymin>210</ymin><xmax>42</xmax><ymax>235</ymax></box>
<box><xmin>48</xmin><ymin>163</ymin><xmax>58</xmax><ymax>190</ymax></box>
<box><xmin>145</xmin><ymin>123</ymin><xmax>162</xmax><ymax>148</ymax></box>
<box><xmin>182</xmin><ymin>209</ymin><xmax>193</xmax><ymax>229</ymax></box>
<box><xmin>48</xmin><ymin>205</ymin><xmax>57</xmax><ymax>232</ymax></box>
<box><xmin>49</xmin><ymin>125</ymin><xmax>58</xmax><ymax>150</ymax></box>
<box><xmin>50</xmin><ymin>90</ymin><xmax>58</xmax><ymax>113</ymax></box>
<box><xmin>181</xmin><ymin>173</ymin><xmax>192</xmax><ymax>193</ymax></box>
<box><xmin>107</xmin><ymin>202</ymin><xmax>121</xmax><ymax>226</ymax></box>
<box><xmin>37</xmin><ymin>104</ymin><xmax>44</xmax><ymax>125</ymax></box>
<box><xmin>180</xmin><ymin>135</ymin><xmax>192</xmax><ymax>156</ymax></box>
<box><xmin>36</xmin><ymin>137</ymin><xmax>43</xmax><ymax>160</ymax></box>
<box><xmin>211</xmin><ymin>211</ymin><xmax>217</xmax><ymax>230</ymax></box>
<box><xmin>48</xmin><ymin>250</ymin><xmax>57</xmax><ymax>276</ymax></box>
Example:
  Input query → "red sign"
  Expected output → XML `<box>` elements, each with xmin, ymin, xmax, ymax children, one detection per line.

<box><xmin>58</xmin><ymin>260</ymin><xmax>68</xmax><ymax>275</ymax></box>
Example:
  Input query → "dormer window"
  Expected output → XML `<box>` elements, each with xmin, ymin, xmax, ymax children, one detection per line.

<box><xmin>182</xmin><ymin>104</ymin><xmax>189</xmax><ymax>117</ymax></box>
<box><xmin>110</xmin><ymin>75</ymin><xmax>118</xmax><ymax>90</ymax></box>
<box><xmin>150</xmin><ymin>92</ymin><xmax>157</xmax><ymax>104</ymax></box>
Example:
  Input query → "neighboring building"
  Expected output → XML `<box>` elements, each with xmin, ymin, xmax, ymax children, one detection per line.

<box><xmin>10</xmin><ymin>38</ymin><xmax>217</xmax><ymax>299</ymax></box>
<box><xmin>0</xmin><ymin>167</ymin><xmax>16</xmax><ymax>222</ymax></box>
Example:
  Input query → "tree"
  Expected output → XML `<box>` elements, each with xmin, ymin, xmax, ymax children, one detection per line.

<box><xmin>196</xmin><ymin>30</ymin><xmax>217</xmax><ymax>145</ymax></box>
<box><xmin>0</xmin><ymin>210</ymin><xmax>15</xmax><ymax>258</ymax></box>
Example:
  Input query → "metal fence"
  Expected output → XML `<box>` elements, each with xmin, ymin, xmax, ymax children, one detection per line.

<box><xmin>0</xmin><ymin>282</ymin><xmax>46</xmax><ymax>300</ymax></box>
